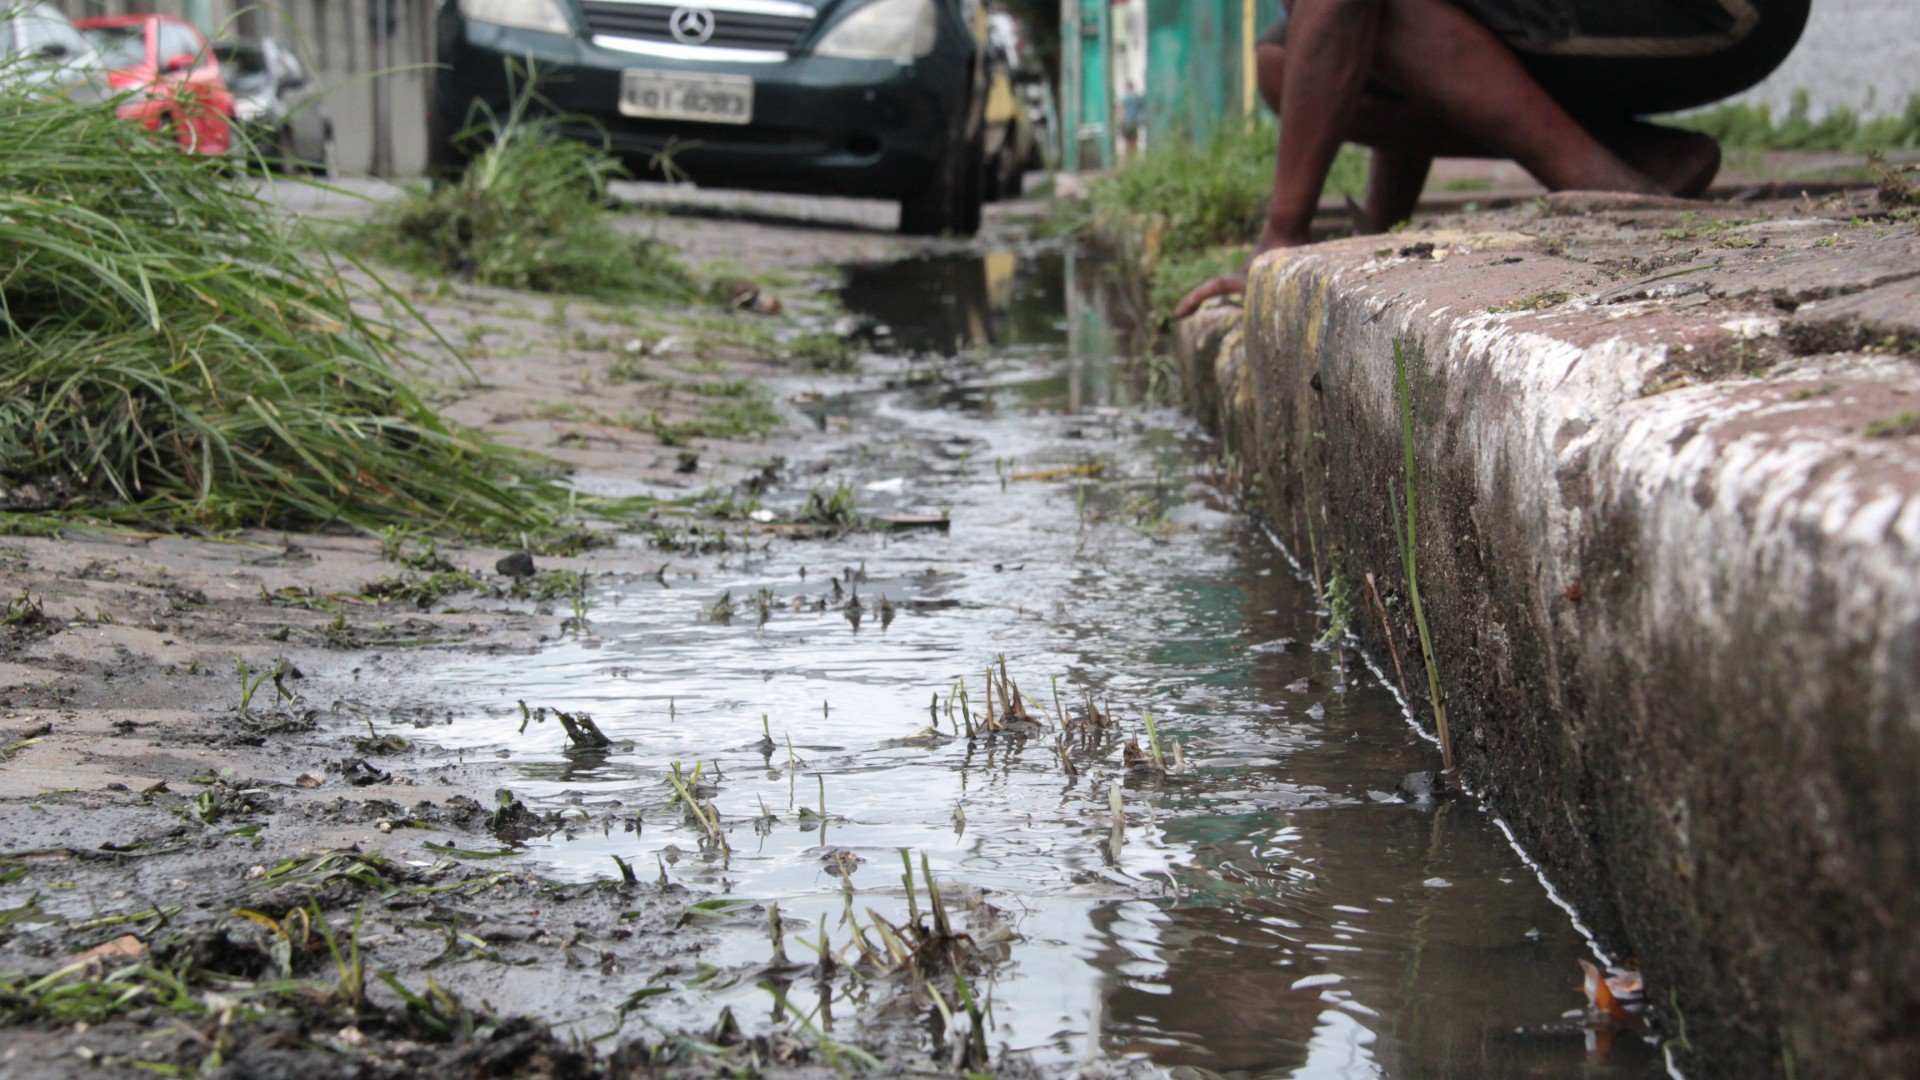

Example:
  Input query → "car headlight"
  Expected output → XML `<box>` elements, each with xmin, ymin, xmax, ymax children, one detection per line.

<box><xmin>458</xmin><ymin>0</ymin><xmax>572</xmax><ymax>34</ymax></box>
<box><xmin>813</xmin><ymin>0</ymin><xmax>938</xmax><ymax>62</ymax></box>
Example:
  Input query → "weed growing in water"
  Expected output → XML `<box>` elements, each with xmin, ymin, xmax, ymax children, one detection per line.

<box><xmin>798</xmin><ymin>482</ymin><xmax>860</xmax><ymax>532</ymax></box>
<box><xmin>1391</xmin><ymin>338</ymin><xmax>1454</xmax><ymax>771</ymax></box>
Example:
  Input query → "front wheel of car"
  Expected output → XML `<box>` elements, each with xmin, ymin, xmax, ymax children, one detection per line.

<box><xmin>425</xmin><ymin>105</ymin><xmax>470</xmax><ymax>188</ymax></box>
<box><xmin>999</xmin><ymin>128</ymin><xmax>1026</xmax><ymax>199</ymax></box>
<box><xmin>315</xmin><ymin>124</ymin><xmax>338</xmax><ymax>181</ymax></box>
<box><xmin>899</xmin><ymin>128</ymin><xmax>983</xmax><ymax>238</ymax></box>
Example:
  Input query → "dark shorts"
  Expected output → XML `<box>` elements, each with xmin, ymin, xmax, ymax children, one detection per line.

<box><xmin>1257</xmin><ymin>0</ymin><xmax>1810</xmax><ymax>116</ymax></box>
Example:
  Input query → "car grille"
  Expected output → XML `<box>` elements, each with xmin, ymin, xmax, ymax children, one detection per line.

<box><xmin>580</xmin><ymin>2</ymin><xmax>814</xmax><ymax>53</ymax></box>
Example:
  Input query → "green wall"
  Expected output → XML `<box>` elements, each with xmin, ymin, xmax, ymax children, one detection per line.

<box><xmin>1144</xmin><ymin>0</ymin><xmax>1282</xmax><ymax>146</ymax></box>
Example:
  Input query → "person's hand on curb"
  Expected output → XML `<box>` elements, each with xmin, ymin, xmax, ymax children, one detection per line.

<box><xmin>1174</xmin><ymin>274</ymin><xmax>1249</xmax><ymax>320</ymax></box>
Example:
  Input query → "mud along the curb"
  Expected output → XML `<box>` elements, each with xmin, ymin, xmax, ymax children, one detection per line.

<box><xmin>1177</xmin><ymin>194</ymin><xmax>1920</xmax><ymax>1077</ymax></box>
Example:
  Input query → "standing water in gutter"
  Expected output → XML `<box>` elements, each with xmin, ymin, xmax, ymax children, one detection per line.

<box><xmin>429</xmin><ymin>247</ymin><xmax>1663</xmax><ymax>1075</ymax></box>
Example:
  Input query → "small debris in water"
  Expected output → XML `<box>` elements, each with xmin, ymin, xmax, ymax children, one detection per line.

<box><xmin>1397</xmin><ymin>770</ymin><xmax>1445</xmax><ymax>803</ymax></box>
<box><xmin>336</xmin><ymin>757</ymin><xmax>391</xmax><ymax>786</ymax></box>
<box><xmin>874</xmin><ymin>514</ymin><xmax>951</xmax><ymax>532</ymax></box>
<box><xmin>1579</xmin><ymin>958</ymin><xmax>1636</xmax><ymax>1024</ymax></box>
<box><xmin>553</xmin><ymin>710</ymin><xmax>612</xmax><ymax>750</ymax></box>
<box><xmin>1010</xmin><ymin>463</ymin><xmax>1104</xmax><ymax>483</ymax></box>
<box><xmin>819</xmin><ymin>848</ymin><xmax>863</xmax><ymax>877</ymax></box>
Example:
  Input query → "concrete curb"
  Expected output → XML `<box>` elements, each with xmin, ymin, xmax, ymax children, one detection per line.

<box><xmin>1178</xmin><ymin>200</ymin><xmax>1920</xmax><ymax>1077</ymax></box>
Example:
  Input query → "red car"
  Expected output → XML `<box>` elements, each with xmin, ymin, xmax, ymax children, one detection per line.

<box><xmin>77</xmin><ymin>14</ymin><xmax>233</xmax><ymax>155</ymax></box>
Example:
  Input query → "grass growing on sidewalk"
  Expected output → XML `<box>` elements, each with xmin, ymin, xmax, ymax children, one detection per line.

<box><xmin>361</xmin><ymin>94</ymin><xmax>701</xmax><ymax>301</ymax></box>
<box><xmin>1669</xmin><ymin>90</ymin><xmax>1920</xmax><ymax>152</ymax></box>
<box><xmin>0</xmin><ymin>78</ymin><xmax>580</xmax><ymax>536</ymax></box>
<box><xmin>1045</xmin><ymin>123</ymin><xmax>1365</xmax><ymax>320</ymax></box>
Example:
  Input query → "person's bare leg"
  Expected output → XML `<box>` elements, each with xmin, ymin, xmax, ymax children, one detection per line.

<box><xmin>1180</xmin><ymin>0</ymin><xmax>1666</xmax><ymax>317</ymax></box>
<box><xmin>1256</xmin><ymin>42</ymin><xmax>1286</xmax><ymax>113</ymax></box>
<box><xmin>1366</xmin><ymin>0</ymin><xmax>1656</xmax><ymax>196</ymax></box>
<box><xmin>1264</xmin><ymin>43</ymin><xmax>1431</xmax><ymax>232</ymax></box>
<box><xmin>1362</xmin><ymin>147</ymin><xmax>1432</xmax><ymax>232</ymax></box>
<box><xmin>1261</xmin><ymin>31</ymin><xmax>1706</xmax><ymax>232</ymax></box>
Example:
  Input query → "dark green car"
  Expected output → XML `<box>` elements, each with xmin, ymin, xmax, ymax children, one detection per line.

<box><xmin>431</xmin><ymin>0</ymin><xmax>993</xmax><ymax>235</ymax></box>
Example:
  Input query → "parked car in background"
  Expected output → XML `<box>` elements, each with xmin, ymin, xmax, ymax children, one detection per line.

<box><xmin>979</xmin><ymin>12</ymin><xmax>1035</xmax><ymax>200</ymax></box>
<box><xmin>213</xmin><ymin>36</ymin><xmax>333</xmax><ymax>174</ymax></box>
<box><xmin>77</xmin><ymin>14</ymin><xmax>233</xmax><ymax>155</ymax></box>
<box><xmin>988</xmin><ymin>9</ymin><xmax>1050</xmax><ymax>173</ymax></box>
<box><xmin>432</xmin><ymin>0</ymin><xmax>998</xmax><ymax>236</ymax></box>
<box><xmin>0</xmin><ymin>3</ymin><xmax>107</xmax><ymax>102</ymax></box>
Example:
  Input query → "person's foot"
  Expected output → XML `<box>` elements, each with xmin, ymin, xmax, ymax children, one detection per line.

<box><xmin>1595</xmin><ymin>123</ymin><xmax>1722</xmax><ymax>198</ymax></box>
<box><xmin>1646</xmin><ymin>130</ymin><xmax>1721</xmax><ymax>198</ymax></box>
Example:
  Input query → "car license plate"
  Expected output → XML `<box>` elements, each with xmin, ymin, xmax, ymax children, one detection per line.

<box><xmin>619</xmin><ymin>70</ymin><xmax>753</xmax><ymax>125</ymax></box>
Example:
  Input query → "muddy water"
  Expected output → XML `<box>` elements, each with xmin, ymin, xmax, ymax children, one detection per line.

<box><xmin>430</xmin><ymin>248</ymin><xmax>1662</xmax><ymax>1076</ymax></box>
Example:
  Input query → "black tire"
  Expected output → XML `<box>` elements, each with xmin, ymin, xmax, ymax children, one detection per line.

<box><xmin>274</xmin><ymin>125</ymin><xmax>300</xmax><ymax>174</ymax></box>
<box><xmin>899</xmin><ymin>127</ymin><xmax>984</xmax><ymax>237</ymax></box>
<box><xmin>425</xmin><ymin>103</ymin><xmax>470</xmax><ymax>186</ymax></box>
<box><xmin>315</xmin><ymin>124</ymin><xmax>338</xmax><ymax>181</ymax></box>
<box><xmin>997</xmin><ymin>126</ymin><xmax>1025</xmax><ymax>199</ymax></box>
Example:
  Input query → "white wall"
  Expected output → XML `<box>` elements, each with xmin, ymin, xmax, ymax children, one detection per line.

<box><xmin>1727</xmin><ymin>0</ymin><xmax>1917</xmax><ymax>118</ymax></box>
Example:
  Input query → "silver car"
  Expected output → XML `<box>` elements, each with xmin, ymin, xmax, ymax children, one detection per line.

<box><xmin>0</xmin><ymin>3</ymin><xmax>107</xmax><ymax>102</ymax></box>
<box><xmin>213</xmin><ymin>36</ymin><xmax>333</xmax><ymax>175</ymax></box>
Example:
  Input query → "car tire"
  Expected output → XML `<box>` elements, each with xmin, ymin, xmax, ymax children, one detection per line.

<box><xmin>998</xmin><ymin>126</ymin><xmax>1025</xmax><ymax>199</ymax></box>
<box><xmin>314</xmin><ymin>124</ymin><xmax>338</xmax><ymax>181</ymax></box>
<box><xmin>425</xmin><ymin>104</ymin><xmax>470</xmax><ymax>187</ymax></box>
<box><xmin>274</xmin><ymin>125</ymin><xmax>300</xmax><ymax>174</ymax></box>
<box><xmin>900</xmin><ymin>126</ymin><xmax>983</xmax><ymax>238</ymax></box>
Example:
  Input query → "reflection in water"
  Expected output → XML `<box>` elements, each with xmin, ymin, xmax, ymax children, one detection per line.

<box><xmin>426</xmin><ymin>246</ymin><xmax>1661</xmax><ymax>1076</ymax></box>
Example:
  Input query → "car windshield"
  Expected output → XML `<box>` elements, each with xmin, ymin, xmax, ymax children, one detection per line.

<box><xmin>214</xmin><ymin>42</ymin><xmax>270</xmax><ymax>95</ymax></box>
<box><xmin>82</xmin><ymin>25</ymin><xmax>145</xmax><ymax>68</ymax></box>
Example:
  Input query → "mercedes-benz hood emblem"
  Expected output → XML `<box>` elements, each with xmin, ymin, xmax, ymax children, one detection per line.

<box><xmin>669</xmin><ymin>7</ymin><xmax>717</xmax><ymax>45</ymax></box>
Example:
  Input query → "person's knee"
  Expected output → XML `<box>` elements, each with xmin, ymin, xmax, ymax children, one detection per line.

<box><xmin>1256</xmin><ymin>44</ymin><xmax>1286</xmax><ymax>115</ymax></box>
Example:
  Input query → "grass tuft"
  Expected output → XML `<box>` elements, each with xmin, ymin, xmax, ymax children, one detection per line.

<box><xmin>0</xmin><ymin>71</ymin><xmax>582</xmax><ymax>537</ymax></box>
<box><xmin>1390</xmin><ymin>338</ymin><xmax>1452</xmax><ymax>772</ymax></box>
<box><xmin>362</xmin><ymin>89</ymin><xmax>701</xmax><ymax>302</ymax></box>
<box><xmin>1043</xmin><ymin>123</ymin><xmax>1365</xmax><ymax>321</ymax></box>
<box><xmin>1669</xmin><ymin>90</ymin><xmax>1920</xmax><ymax>152</ymax></box>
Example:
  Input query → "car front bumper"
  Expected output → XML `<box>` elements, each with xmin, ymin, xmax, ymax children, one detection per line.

<box><xmin>434</xmin><ymin>16</ymin><xmax>968</xmax><ymax>199</ymax></box>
